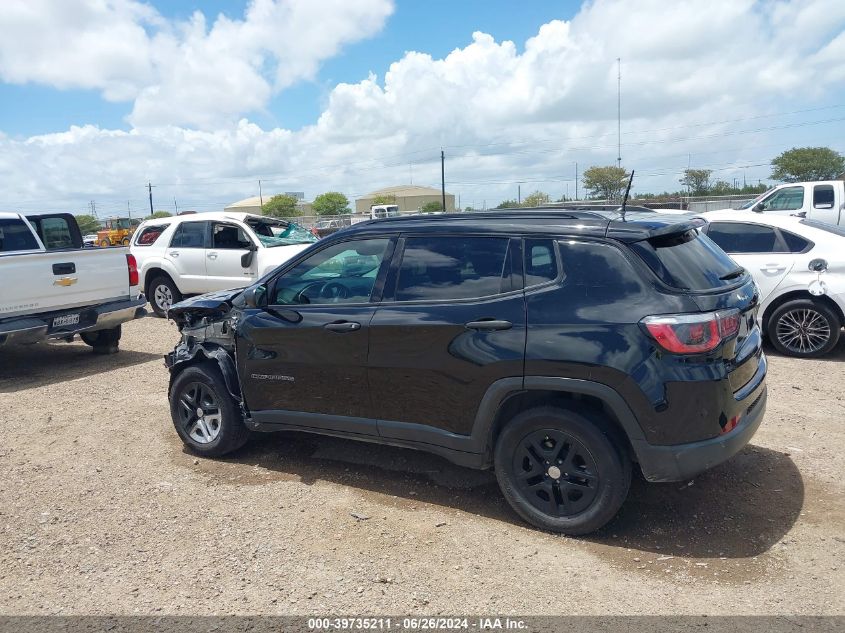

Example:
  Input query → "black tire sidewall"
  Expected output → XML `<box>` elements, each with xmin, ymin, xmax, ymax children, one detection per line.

<box><xmin>169</xmin><ymin>363</ymin><xmax>250</xmax><ymax>457</ymax></box>
<box><xmin>767</xmin><ymin>299</ymin><xmax>841</xmax><ymax>358</ymax></box>
<box><xmin>494</xmin><ymin>406</ymin><xmax>631</xmax><ymax>535</ymax></box>
<box><xmin>149</xmin><ymin>276</ymin><xmax>181</xmax><ymax>318</ymax></box>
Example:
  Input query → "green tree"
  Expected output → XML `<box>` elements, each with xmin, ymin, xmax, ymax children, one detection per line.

<box><xmin>583</xmin><ymin>165</ymin><xmax>630</xmax><ymax>200</ymax></box>
<box><xmin>771</xmin><ymin>147</ymin><xmax>845</xmax><ymax>182</ymax></box>
<box><xmin>680</xmin><ymin>169</ymin><xmax>712</xmax><ymax>196</ymax></box>
<box><xmin>262</xmin><ymin>194</ymin><xmax>300</xmax><ymax>218</ymax></box>
<box><xmin>420</xmin><ymin>201</ymin><xmax>443</xmax><ymax>213</ymax></box>
<box><xmin>312</xmin><ymin>192</ymin><xmax>350</xmax><ymax>216</ymax></box>
<box><xmin>495</xmin><ymin>199</ymin><xmax>520</xmax><ymax>209</ymax></box>
<box><xmin>521</xmin><ymin>190</ymin><xmax>551</xmax><ymax>207</ymax></box>
<box><xmin>145</xmin><ymin>210</ymin><xmax>173</xmax><ymax>220</ymax></box>
<box><xmin>74</xmin><ymin>214</ymin><xmax>101</xmax><ymax>234</ymax></box>
<box><xmin>372</xmin><ymin>194</ymin><xmax>396</xmax><ymax>205</ymax></box>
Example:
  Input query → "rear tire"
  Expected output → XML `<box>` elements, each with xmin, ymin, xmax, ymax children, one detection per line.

<box><xmin>767</xmin><ymin>298</ymin><xmax>840</xmax><ymax>358</ymax></box>
<box><xmin>494</xmin><ymin>406</ymin><xmax>631</xmax><ymax>535</ymax></box>
<box><xmin>148</xmin><ymin>275</ymin><xmax>182</xmax><ymax>317</ymax></box>
<box><xmin>80</xmin><ymin>325</ymin><xmax>121</xmax><ymax>354</ymax></box>
<box><xmin>121</xmin><ymin>237</ymin><xmax>130</xmax><ymax>246</ymax></box>
<box><xmin>170</xmin><ymin>363</ymin><xmax>251</xmax><ymax>457</ymax></box>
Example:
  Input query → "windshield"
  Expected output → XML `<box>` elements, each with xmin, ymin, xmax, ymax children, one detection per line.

<box><xmin>739</xmin><ymin>188</ymin><xmax>775</xmax><ymax>210</ymax></box>
<box><xmin>246</xmin><ymin>219</ymin><xmax>318</xmax><ymax>247</ymax></box>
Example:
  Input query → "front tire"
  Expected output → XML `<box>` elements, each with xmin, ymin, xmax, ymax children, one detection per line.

<box><xmin>170</xmin><ymin>363</ymin><xmax>251</xmax><ymax>457</ymax></box>
<box><xmin>80</xmin><ymin>325</ymin><xmax>121</xmax><ymax>354</ymax></box>
<box><xmin>99</xmin><ymin>238</ymin><xmax>111</xmax><ymax>247</ymax></box>
<box><xmin>767</xmin><ymin>299</ymin><xmax>840</xmax><ymax>358</ymax></box>
<box><xmin>149</xmin><ymin>275</ymin><xmax>182</xmax><ymax>317</ymax></box>
<box><xmin>494</xmin><ymin>406</ymin><xmax>631</xmax><ymax>535</ymax></box>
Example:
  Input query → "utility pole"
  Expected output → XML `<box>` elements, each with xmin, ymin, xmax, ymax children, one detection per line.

<box><xmin>174</xmin><ymin>197</ymin><xmax>178</xmax><ymax>214</ymax></box>
<box><xmin>89</xmin><ymin>200</ymin><xmax>97</xmax><ymax>218</ymax></box>
<box><xmin>440</xmin><ymin>149</ymin><xmax>446</xmax><ymax>212</ymax></box>
<box><xmin>575</xmin><ymin>162</ymin><xmax>579</xmax><ymax>201</ymax></box>
<box><xmin>258</xmin><ymin>180</ymin><xmax>264</xmax><ymax>208</ymax></box>
<box><xmin>518</xmin><ymin>184</ymin><xmax>521</xmax><ymax>205</ymax></box>
<box><xmin>126</xmin><ymin>201</ymin><xmax>131</xmax><ymax>222</ymax></box>
<box><xmin>409</xmin><ymin>163</ymin><xmax>413</xmax><ymax>185</ymax></box>
<box><xmin>617</xmin><ymin>57</ymin><xmax>622</xmax><ymax>168</ymax></box>
<box><xmin>147</xmin><ymin>182</ymin><xmax>154</xmax><ymax>216</ymax></box>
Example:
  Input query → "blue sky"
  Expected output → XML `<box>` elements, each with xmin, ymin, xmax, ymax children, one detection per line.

<box><xmin>0</xmin><ymin>1</ymin><xmax>579</xmax><ymax>137</ymax></box>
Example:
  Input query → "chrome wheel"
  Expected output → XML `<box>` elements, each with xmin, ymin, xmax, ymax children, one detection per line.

<box><xmin>512</xmin><ymin>428</ymin><xmax>599</xmax><ymax>517</ymax></box>
<box><xmin>775</xmin><ymin>308</ymin><xmax>831</xmax><ymax>355</ymax></box>
<box><xmin>154</xmin><ymin>283</ymin><xmax>174</xmax><ymax>311</ymax></box>
<box><xmin>176</xmin><ymin>382</ymin><xmax>222</xmax><ymax>445</ymax></box>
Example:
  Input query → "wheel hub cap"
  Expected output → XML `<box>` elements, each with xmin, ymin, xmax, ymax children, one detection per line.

<box><xmin>512</xmin><ymin>429</ymin><xmax>600</xmax><ymax>517</ymax></box>
<box><xmin>175</xmin><ymin>382</ymin><xmax>222</xmax><ymax>445</ymax></box>
<box><xmin>776</xmin><ymin>308</ymin><xmax>830</xmax><ymax>354</ymax></box>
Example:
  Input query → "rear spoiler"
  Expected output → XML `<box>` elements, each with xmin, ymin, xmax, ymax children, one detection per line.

<box><xmin>605</xmin><ymin>215</ymin><xmax>706</xmax><ymax>243</ymax></box>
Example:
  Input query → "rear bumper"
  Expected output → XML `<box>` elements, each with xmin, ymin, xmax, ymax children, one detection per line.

<box><xmin>0</xmin><ymin>295</ymin><xmax>147</xmax><ymax>346</ymax></box>
<box><xmin>635</xmin><ymin>356</ymin><xmax>767</xmax><ymax>483</ymax></box>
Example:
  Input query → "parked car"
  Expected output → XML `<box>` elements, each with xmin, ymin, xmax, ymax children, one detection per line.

<box><xmin>699</xmin><ymin>210</ymin><xmax>845</xmax><ymax>357</ymax></box>
<box><xmin>163</xmin><ymin>209</ymin><xmax>766</xmax><ymax>535</ymax></box>
<box><xmin>0</xmin><ymin>212</ymin><xmax>146</xmax><ymax>353</ymax></box>
<box><xmin>82</xmin><ymin>234</ymin><xmax>98</xmax><ymax>248</ymax></box>
<box><xmin>726</xmin><ymin>180</ymin><xmax>845</xmax><ymax>226</ymax></box>
<box><xmin>130</xmin><ymin>212</ymin><xmax>318</xmax><ymax>317</ymax></box>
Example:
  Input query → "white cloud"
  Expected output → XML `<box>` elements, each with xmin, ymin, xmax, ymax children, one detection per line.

<box><xmin>2</xmin><ymin>0</ymin><xmax>845</xmax><ymax>213</ymax></box>
<box><xmin>0</xmin><ymin>0</ymin><xmax>394</xmax><ymax>128</ymax></box>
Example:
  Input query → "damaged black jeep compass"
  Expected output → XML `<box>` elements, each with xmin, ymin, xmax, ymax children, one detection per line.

<box><xmin>166</xmin><ymin>209</ymin><xmax>767</xmax><ymax>535</ymax></box>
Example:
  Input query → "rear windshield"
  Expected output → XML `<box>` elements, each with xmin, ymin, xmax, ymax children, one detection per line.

<box><xmin>629</xmin><ymin>229</ymin><xmax>744</xmax><ymax>290</ymax></box>
<box><xmin>0</xmin><ymin>218</ymin><xmax>39</xmax><ymax>253</ymax></box>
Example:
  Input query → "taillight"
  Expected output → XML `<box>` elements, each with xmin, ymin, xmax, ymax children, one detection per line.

<box><xmin>642</xmin><ymin>309</ymin><xmax>740</xmax><ymax>354</ymax></box>
<box><xmin>126</xmin><ymin>253</ymin><xmax>139</xmax><ymax>287</ymax></box>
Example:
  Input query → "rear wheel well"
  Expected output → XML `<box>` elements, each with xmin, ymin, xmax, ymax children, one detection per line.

<box><xmin>488</xmin><ymin>390</ymin><xmax>635</xmax><ymax>464</ymax></box>
<box><xmin>762</xmin><ymin>290</ymin><xmax>844</xmax><ymax>331</ymax></box>
<box><xmin>145</xmin><ymin>268</ymin><xmax>178</xmax><ymax>296</ymax></box>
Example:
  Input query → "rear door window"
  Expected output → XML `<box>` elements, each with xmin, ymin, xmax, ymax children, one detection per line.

<box><xmin>394</xmin><ymin>236</ymin><xmax>511</xmax><ymax>301</ymax></box>
<box><xmin>0</xmin><ymin>218</ymin><xmax>39</xmax><ymax>253</ymax></box>
<box><xmin>629</xmin><ymin>229</ymin><xmax>743</xmax><ymax>290</ymax></box>
<box><xmin>813</xmin><ymin>184</ymin><xmax>835</xmax><ymax>209</ymax></box>
<box><xmin>170</xmin><ymin>221</ymin><xmax>208</xmax><ymax>248</ymax></box>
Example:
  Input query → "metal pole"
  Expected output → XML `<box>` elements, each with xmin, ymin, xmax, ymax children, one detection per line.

<box><xmin>147</xmin><ymin>182</ymin><xmax>154</xmax><ymax>216</ymax></box>
<box><xmin>440</xmin><ymin>149</ymin><xmax>446</xmax><ymax>212</ymax></box>
<box><xmin>259</xmin><ymin>180</ymin><xmax>264</xmax><ymax>208</ymax></box>
<box><xmin>174</xmin><ymin>197</ymin><xmax>178</xmax><ymax>214</ymax></box>
<box><xmin>617</xmin><ymin>57</ymin><xmax>622</xmax><ymax>167</ymax></box>
<box><xmin>575</xmin><ymin>162</ymin><xmax>579</xmax><ymax>201</ymax></box>
<box><xmin>127</xmin><ymin>201</ymin><xmax>131</xmax><ymax>222</ymax></box>
<box><xmin>518</xmin><ymin>184</ymin><xmax>521</xmax><ymax>205</ymax></box>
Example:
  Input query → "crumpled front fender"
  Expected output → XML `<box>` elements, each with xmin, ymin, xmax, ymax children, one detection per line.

<box><xmin>165</xmin><ymin>340</ymin><xmax>243</xmax><ymax>406</ymax></box>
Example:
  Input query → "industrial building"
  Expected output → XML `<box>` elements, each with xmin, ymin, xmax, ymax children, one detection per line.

<box><xmin>355</xmin><ymin>185</ymin><xmax>456</xmax><ymax>213</ymax></box>
<box><xmin>224</xmin><ymin>193</ymin><xmax>312</xmax><ymax>215</ymax></box>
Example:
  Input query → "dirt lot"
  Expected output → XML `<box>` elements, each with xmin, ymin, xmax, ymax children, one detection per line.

<box><xmin>0</xmin><ymin>315</ymin><xmax>843</xmax><ymax>615</ymax></box>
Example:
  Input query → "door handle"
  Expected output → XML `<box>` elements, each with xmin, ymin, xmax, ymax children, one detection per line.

<box><xmin>761</xmin><ymin>264</ymin><xmax>786</xmax><ymax>273</ymax></box>
<box><xmin>465</xmin><ymin>319</ymin><xmax>513</xmax><ymax>331</ymax></box>
<box><xmin>207</xmin><ymin>252</ymin><xmax>218</xmax><ymax>259</ymax></box>
<box><xmin>324</xmin><ymin>321</ymin><xmax>361</xmax><ymax>332</ymax></box>
<box><xmin>169</xmin><ymin>251</ymin><xmax>180</xmax><ymax>257</ymax></box>
<box><xmin>52</xmin><ymin>262</ymin><xmax>76</xmax><ymax>275</ymax></box>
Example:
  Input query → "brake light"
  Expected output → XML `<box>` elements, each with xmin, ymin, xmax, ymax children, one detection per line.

<box><xmin>642</xmin><ymin>309</ymin><xmax>740</xmax><ymax>354</ymax></box>
<box><xmin>126</xmin><ymin>253</ymin><xmax>139</xmax><ymax>287</ymax></box>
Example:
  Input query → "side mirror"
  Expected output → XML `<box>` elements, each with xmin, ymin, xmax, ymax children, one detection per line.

<box><xmin>241</xmin><ymin>245</ymin><xmax>257</xmax><ymax>267</ymax></box>
<box><xmin>242</xmin><ymin>284</ymin><xmax>267</xmax><ymax>308</ymax></box>
<box><xmin>809</xmin><ymin>258</ymin><xmax>828</xmax><ymax>273</ymax></box>
<box><xmin>753</xmin><ymin>203</ymin><xmax>765</xmax><ymax>213</ymax></box>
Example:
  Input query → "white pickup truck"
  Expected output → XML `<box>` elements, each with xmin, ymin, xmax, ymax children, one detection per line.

<box><xmin>0</xmin><ymin>212</ymin><xmax>147</xmax><ymax>353</ymax></box>
<box><xmin>738</xmin><ymin>180</ymin><xmax>845</xmax><ymax>226</ymax></box>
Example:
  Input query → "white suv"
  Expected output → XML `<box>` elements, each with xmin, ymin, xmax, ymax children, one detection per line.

<box><xmin>699</xmin><ymin>209</ymin><xmax>845</xmax><ymax>357</ymax></box>
<box><xmin>131</xmin><ymin>212</ymin><xmax>318</xmax><ymax>316</ymax></box>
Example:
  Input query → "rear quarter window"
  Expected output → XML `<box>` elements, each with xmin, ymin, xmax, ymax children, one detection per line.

<box><xmin>135</xmin><ymin>224</ymin><xmax>170</xmax><ymax>246</ymax></box>
<box><xmin>629</xmin><ymin>229</ymin><xmax>742</xmax><ymax>290</ymax></box>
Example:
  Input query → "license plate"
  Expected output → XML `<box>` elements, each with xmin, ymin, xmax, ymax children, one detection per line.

<box><xmin>53</xmin><ymin>313</ymin><xmax>80</xmax><ymax>327</ymax></box>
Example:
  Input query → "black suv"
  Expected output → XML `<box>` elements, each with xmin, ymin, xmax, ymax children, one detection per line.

<box><xmin>165</xmin><ymin>210</ymin><xmax>767</xmax><ymax>535</ymax></box>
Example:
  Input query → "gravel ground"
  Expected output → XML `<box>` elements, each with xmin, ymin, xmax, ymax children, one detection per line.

<box><xmin>0</xmin><ymin>315</ymin><xmax>843</xmax><ymax>615</ymax></box>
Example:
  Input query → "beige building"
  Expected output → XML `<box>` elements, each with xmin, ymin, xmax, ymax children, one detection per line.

<box><xmin>224</xmin><ymin>195</ymin><xmax>313</xmax><ymax>215</ymax></box>
<box><xmin>355</xmin><ymin>185</ymin><xmax>456</xmax><ymax>214</ymax></box>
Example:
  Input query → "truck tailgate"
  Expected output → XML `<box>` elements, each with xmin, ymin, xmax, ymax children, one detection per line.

<box><xmin>0</xmin><ymin>248</ymin><xmax>132</xmax><ymax>318</ymax></box>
